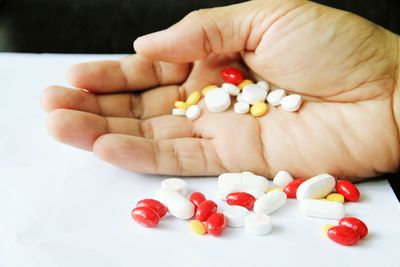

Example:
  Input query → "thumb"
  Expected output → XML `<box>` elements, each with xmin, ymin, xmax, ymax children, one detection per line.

<box><xmin>133</xmin><ymin>1</ymin><xmax>262</xmax><ymax>63</ymax></box>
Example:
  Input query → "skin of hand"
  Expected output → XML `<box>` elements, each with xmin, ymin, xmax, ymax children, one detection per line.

<box><xmin>41</xmin><ymin>0</ymin><xmax>400</xmax><ymax>181</ymax></box>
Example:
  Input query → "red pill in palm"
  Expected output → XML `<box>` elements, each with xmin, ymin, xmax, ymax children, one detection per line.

<box><xmin>131</xmin><ymin>206</ymin><xmax>160</xmax><ymax>227</ymax></box>
<box><xmin>137</xmin><ymin>199</ymin><xmax>167</xmax><ymax>218</ymax></box>
<box><xmin>339</xmin><ymin>217</ymin><xmax>368</xmax><ymax>238</ymax></box>
<box><xmin>206</xmin><ymin>213</ymin><xmax>226</xmax><ymax>236</ymax></box>
<box><xmin>336</xmin><ymin>180</ymin><xmax>360</xmax><ymax>202</ymax></box>
<box><xmin>189</xmin><ymin>192</ymin><xmax>206</xmax><ymax>211</ymax></box>
<box><xmin>226</xmin><ymin>192</ymin><xmax>256</xmax><ymax>209</ymax></box>
<box><xmin>195</xmin><ymin>200</ymin><xmax>218</xmax><ymax>222</ymax></box>
<box><xmin>221</xmin><ymin>67</ymin><xmax>244</xmax><ymax>85</ymax></box>
<box><xmin>327</xmin><ymin>225</ymin><xmax>360</xmax><ymax>246</ymax></box>
<box><xmin>283</xmin><ymin>178</ymin><xmax>306</xmax><ymax>198</ymax></box>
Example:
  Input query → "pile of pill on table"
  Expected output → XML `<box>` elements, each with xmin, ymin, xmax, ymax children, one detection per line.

<box><xmin>171</xmin><ymin>67</ymin><xmax>303</xmax><ymax>120</ymax></box>
<box><xmin>131</xmin><ymin>172</ymin><xmax>368</xmax><ymax>246</ymax></box>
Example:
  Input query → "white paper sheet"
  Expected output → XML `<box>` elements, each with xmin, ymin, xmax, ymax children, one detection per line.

<box><xmin>1</xmin><ymin>53</ymin><xmax>399</xmax><ymax>267</ymax></box>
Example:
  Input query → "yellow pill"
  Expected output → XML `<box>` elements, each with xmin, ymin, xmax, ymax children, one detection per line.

<box><xmin>186</xmin><ymin>91</ymin><xmax>202</xmax><ymax>105</ymax></box>
<box><xmin>250</xmin><ymin>102</ymin><xmax>268</xmax><ymax>117</ymax></box>
<box><xmin>266</xmin><ymin>187</ymin><xmax>282</xmax><ymax>193</ymax></box>
<box><xmin>201</xmin><ymin>85</ymin><xmax>218</xmax><ymax>96</ymax></box>
<box><xmin>189</xmin><ymin>220</ymin><xmax>207</xmax><ymax>235</ymax></box>
<box><xmin>238</xmin><ymin>79</ymin><xmax>253</xmax><ymax>90</ymax></box>
<box><xmin>322</xmin><ymin>224</ymin><xmax>335</xmax><ymax>236</ymax></box>
<box><xmin>174</xmin><ymin>101</ymin><xmax>189</xmax><ymax>109</ymax></box>
<box><xmin>326</xmin><ymin>193</ymin><xmax>345</xmax><ymax>204</ymax></box>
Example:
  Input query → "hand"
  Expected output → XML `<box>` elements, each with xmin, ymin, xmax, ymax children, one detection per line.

<box><xmin>41</xmin><ymin>0</ymin><xmax>400</xmax><ymax>180</ymax></box>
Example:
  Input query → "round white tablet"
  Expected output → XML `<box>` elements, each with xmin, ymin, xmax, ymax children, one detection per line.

<box><xmin>245</xmin><ymin>213</ymin><xmax>272</xmax><ymax>235</ymax></box>
<box><xmin>266</xmin><ymin>89</ymin><xmax>286</xmax><ymax>106</ymax></box>
<box><xmin>273</xmin><ymin>170</ymin><xmax>294</xmax><ymax>188</ymax></box>
<box><xmin>234</xmin><ymin>102</ymin><xmax>250</xmax><ymax>114</ymax></box>
<box><xmin>223</xmin><ymin>205</ymin><xmax>249</xmax><ymax>227</ymax></box>
<box><xmin>222</xmin><ymin>83</ymin><xmax>240</xmax><ymax>96</ymax></box>
<box><xmin>172</xmin><ymin>108</ymin><xmax>186</xmax><ymax>116</ymax></box>
<box><xmin>161</xmin><ymin>178</ymin><xmax>187</xmax><ymax>195</ymax></box>
<box><xmin>280</xmin><ymin>94</ymin><xmax>302</xmax><ymax>112</ymax></box>
<box><xmin>257</xmin><ymin>81</ymin><xmax>270</xmax><ymax>92</ymax></box>
<box><xmin>204</xmin><ymin>89</ymin><xmax>231</xmax><ymax>112</ymax></box>
<box><xmin>242</xmin><ymin>84</ymin><xmax>267</xmax><ymax>105</ymax></box>
<box><xmin>185</xmin><ymin>105</ymin><xmax>201</xmax><ymax>120</ymax></box>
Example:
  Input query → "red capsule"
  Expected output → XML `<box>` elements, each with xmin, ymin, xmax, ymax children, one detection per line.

<box><xmin>131</xmin><ymin>206</ymin><xmax>160</xmax><ymax>227</ymax></box>
<box><xmin>189</xmin><ymin>192</ymin><xmax>206</xmax><ymax>211</ymax></box>
<box><xmin>283</xmin><ymin>178</ymin><xmax>306</xmax><ymax>198</ymax></box>
<box><xmin>221</xmin><ymin>67</ymin><xmax>244</xmax><ymax>85</ymax></box>
<box><xmin>206</xmin><ymin>213</ymin><xmax>226</xmax><ymax>236</ymax></box>
<box><xmin>336</xmin><ymin>180</ymin><xmax>360</xmax><ymax>202</ymax></box>
<box><xmin>339</xmin><ymin>217</ymin><xmax>368</xmax><ymax>238</ymax></box>
<box><xmin>327</xmin><ymin>225</ymin><xmax>360</xmax><ymax>246</ymax></box>
<box><xmin>195</xmin><ymin>200</ymin><xmax>218</xmax><ymax>222</ymax></box>
<box><xmin>137</xmin><ymin>199</ymin><xmax>167</xmax><ymax>218</ymax></box>
<box><xmin>226</xmin><ymin>192</ymin><xmax>256</xmax><ymax>209</ymax></box>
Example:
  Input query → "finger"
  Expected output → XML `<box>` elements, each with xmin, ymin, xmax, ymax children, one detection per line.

<box><xmin>67</xmin><ymin>54</ymin><xmax>191</xmax><ymax>93</ymax></box>
<box><xmin>93</xmin><ymin>134</ymin><xmax>226</xmax><ymax>176</ymax></box>
<box><xmin>47</xmin><ymin>109</ymin><xmax>194</xmax><ymax>151</ymax></box>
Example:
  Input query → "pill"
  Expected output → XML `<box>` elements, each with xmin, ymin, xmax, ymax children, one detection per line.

<box><xmin>339</xmin><ymin>217</ymin><xmax>368</xmax><ymax>238</ymax></box>
<box><xmin>299</xmin><ymin>199</ymin><xmax>345</xmax><ymax>219</ymax></box>
<box><xmin>223</xmin><ymin>205</ymin><xmax>249</xmax><ymax>227</ymax></box>
<box><xmin>189</xmin><ymin>220</ymin><xmax>207</xmax><ymax>235</ymax></box>
<box><xmin>242</xmin><ymin>84</ymin><xmax>268</xmax><ymax>105</ymax></box>
<box><xmin>236</xmin><ymin>93</ymin><xmax>246</xmax><ymax>103</ymax></box>
<box><xmin>174</xmin><ymin>101</ymin><xmax>189</xmax><ymax>109</ymax></box>
<box><xmin>189</xmin><ymin>192</ymin><xmax>206</xmax><ymax>210</ymax></box>
<box><xmin>154</xmin><ymin>189</ymin><xmax>195</xmax><ymax>220</ymax></box>
<box><xmin>234</xmin><ymin>102</ymin><xmax>250</xmax><ymax>114</ymax></box>
<box><xmin>221</xmin><ymin>67</ymin><xmax>244</xmax><ymax>85</ymax></box>
<box><xmin>281</xmin><ymin>94</ymin><xmax>302</xmax><ymax>112</ymax></box>
<box><xmin>226</xmin><ymin>192</ymin><xmax>256</xmax><ymax>210</ymax></box>
<box><xmin>218</xmin><ymin>173</ymin><xmax>268</xmax><ymax>197</ymax></box>
<box><xmin>131</xmin><ymin>206</ymin><xmax>160</xmax><ymax>227</ymax></box>
<box><xmin>241</xmin><ymin>173</ymin><xmax>269</xmax><ymax>191</ymax></box>
<box><xmin>322</xmin><ymin>224</ymin><xmax>335</xmax><ymax>236</ymax></box>
<box><xmin>204</xmin><ymin>89</ymin><xmax>231</xmax><ymax>113</ymax></box>
<box><xmin>296</xmin><ymin>173</ymin><xmax>336</xmax><ymax>200</ymax></box>
<box><xmin>195</xmin><ymin>200</ymin><xmax>218</xmax><ymax>222</ymax></box>
<box><xmin>206</xmin><ymin>213</ymin><xmax>226</xmax><ymax>236</ymax></box>
<box><xmin>222</xmin><ymin>83</ymin><xmax>241</xmax><ymax>96</ymax></box>
<box><xmin>201</xmin><ymin>85</ymin><xmax>218</xmax><ymax>96</ymax></box>
<box><xmin>273</xmin><ymin>170</ymin><xmax>294</xmax><ymax>188</ymax></box>
<box><xmin>253</xmin><ymin>190</ymin><xmax>287</xmax><ymax>215</ymax></box>
<box><xmin>244</xmin><ymin>213</ymin><xmax>272</xmax><ymax>235</ymax></box>
<box><xmin>257</xmin><ymin>80</ymin><xmax>270</xmax><ymax>92</ymax></box>
<box><xmin>218</xmin><ymin>173</ymin><xmax>242</xmax><ymax>189</ymax></box>
<box><xmin>283</xmin><ymin>178</ymin><xmax>306</xmax><ymax>198</ymax></box>
<box><xmin>326</xmin><ymin>193</ymin><xmax>345</xmax><ymax>204</ymax></box>
<box><xmin>250</xmin><ymin>102</ymin><xmax>268</xmax><ymax>117</ymax></box>
<box><xmin>266</xmin><ymin>89</ymin><xmax>285</xmax><ymax>106</ymax></box>
<box><xmin>186</xmin><ymin>91</ymin><xmax>202</xmax><ymax>106</ymax></box>
<box><xmin>161</xmin><ymin>178</ymin><xmax>187</xmax><ymax>195</ymax></box>
<box><xmin>136</xmin><ymin>199</ymin><xmax>167</xmax><ymax>218</ymax></box>
<box><xmin>185</xmin><ymin>104</ymin><xmax>201</xmax><ymax>120</ymax></box>
<box><xmin>172</xmin><ymin>108</ymin><xmax>186</xmax><ymax>116</ymax></box>
<box><xmin>335</xmin><ymin>180</ymin><xmax>360</xmax><ymax>202</ymax></box>
<box><xmin>327</xmin><ymin>225</ymin><xmax>360</xmax><ymax>246</ymax></box>
<box><xmin>238</xmin><ymin>79</ymin><xmax>253</xmax><ymax>90</ymax></box>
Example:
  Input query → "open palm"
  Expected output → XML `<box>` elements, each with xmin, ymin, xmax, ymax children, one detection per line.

<box><xmin>42</xmin><ymin>0</ymin><xmax>400</xmax><ymax>180</ymax></box>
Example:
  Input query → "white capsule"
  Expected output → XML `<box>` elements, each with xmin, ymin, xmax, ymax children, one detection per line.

<box><xmin>242</xmin><ymin>84</ymin><xmax>268</xmax><ymax>105</ymax></box>
<box><xmin>222</xmin><ymin>83</ymin><xmax>240</xmax><ymax>96</ymax></box>
<box><xmin>257</xmin><ymin>81</ymin><xmax>270</xmax><ymax>93</ymax></box>
<box><xmin>296</xmin><ymin>173</ymin><xmax>335</xmax><ymax>200</ymax></box>
<box><xmin>223</xmin><ymin>205</ymin><xmax>249</xmax><ymax>227</ymax></box>
<box><xmin>281</xmin><ymin>94</ymin><xmax>302</xmax><ymax>112</ymax></box>
<box><xmin>161</xmin><ymin>178</ymin><xmax>187</xmax><ymax>195</ymax></box>
<box><xmin>204</xmin><ymin>89</ymin><xmax>231</xmax><ymax>113</ymax></box>
<box><xmin>245</xmin><ymin>213</ymin><xmax>272</xmax><ymax>235</ymax></box>
<box><xmin>266</xmin><ymin>89</ymin><xmax>286</xmax><ymax>106</ymax></box>
<box><xmin>254</xmin><ymin>190</ymin><xmax>287</xmax><ymax>215</ymax></box>
<box><xmin>234</xmin><ymin>102</ymin><xmax>250</xmax><ymax>114</ymax></box>
<box><xmin>172</xmin><ymin>108</ymin><xmax>186</xmax><ymax>116</ymax></box>
<box><xmin>154</xmin><ymin>189</ymin><xmax>195</xmax><ymax>220</ymax></box>
<box><xmin>299</xmin><ymin>199</ymin><xmax>345</xmax><ymax>219</ymax></box>
<box><xmin>185</xmin><ymin>104</ymin><xmax>201</xmax><ymax>120</ymax></box>
<box><xmin>273</xmin><ymin>170</ymin><xmax>294</xmax><ymax>188</ymax></box>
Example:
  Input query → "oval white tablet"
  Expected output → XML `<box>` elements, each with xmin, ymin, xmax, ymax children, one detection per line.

<box><xmin>273</xmin><ymin>170</ymin><xmax>294</xmax><ymax>188</ymax></box>
<box><xmin>172</xmin><ymin>108</ymin><xmax>186</xmax><ymax>116</ymax></box>
<box><xmin>299</xmin><ymin>199</ymin><xmax>345</xmax><ymax>219</ymax></box>
<box><xmin>266</xmin><ymin>89</ymin><xmax>285</xmax><ymax>106</ymax></box>
<box><xmin>185</xmin><ymin>105</ymin><xmax>201</xmax><ymax>120</ymax></box>
<box><xmin>204</xmin><ymin>89</ymin><xmax>231</xmax><ymax>112</ymax></box>
<box><xmin>242</xmin><ymin>84</ymin><xmax>267</xmax><ymax>105</ymax></box>
<box><xmin>245</xmin><ymin>213</ymin><xmax>272</xmax><ymax>235</ymax></box>
<box><xmin>254</xmin><ymin>190</ymin><xmax>287</xmax><ymax>214</ymax></box>
<box><xmin>296</xmin><ymin>173</ymin><xmax>335</xmax><ymax>200</ymax></box>
<box><xmin>154</xmin><ymin>189</ymin><xmax>195</xmax><ymax>220</ymax></box>
<box><xmin>281</xmin><ymin>94</ymin><xmax>302</xmax><ymax>112</ymax></box>
<box><xmin>223</xmin><ymin>205</ymin><xmax>249</xmax><ymax>227</ymax></box>
<box><xmin>234</xmin><ymin>102</ymin><xmax>250</xmax><ymax>114</ymax></box>
<box><xmin>161</xmin><ymin>178</ymin><xmax>187</xmax><ymax>195</ymax></box>
<box><xmin>257</xmin><ymin>81</ymin><xmax>270</xmax><ymax>93</ymax></box>
<box><xmin>222</xmin><ymin>83</ymin><xmax>240</xmax><ymax>96</ymax></box>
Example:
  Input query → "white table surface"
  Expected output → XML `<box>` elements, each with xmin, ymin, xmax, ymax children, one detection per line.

<box><xmin>1</xmin><ymin>53</ymin><xmax>400</xmax><ymax>267</ymax></box>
